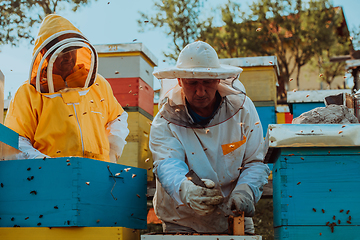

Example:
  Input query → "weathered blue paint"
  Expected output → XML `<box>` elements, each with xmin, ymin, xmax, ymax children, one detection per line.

<box><xmin>275</xmin><ymin>226</ymin><xmax>360</xmax><ymax>240</ymax></box>
<box><xmin>272</xmin><ymin>147</ymin><xmax>360</xmax><ymax>239</ymax></box>
<box><xmin>255</xmin><ymin>105</ymin><xmax>276</xmax><ymax>137</ymax></box>
<box><xmin>291</xmin><ymin>102</ymin><xmax>324</xmax><ymax>118</ymax></box>
<box><xmin>0</xmin><ymin>157</ymin><xmax>147</xmax><ymax>229</ymax></box>
<box><xmin>0</xmin><ymin>124</ymin><xmax>19</xmax><ymax>149</ymax></box>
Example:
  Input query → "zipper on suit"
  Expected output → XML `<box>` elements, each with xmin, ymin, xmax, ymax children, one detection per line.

<box><xmin>71</xmin><ymin>103</ymin><xmax>85</xmax><ymax>156</ymax></box>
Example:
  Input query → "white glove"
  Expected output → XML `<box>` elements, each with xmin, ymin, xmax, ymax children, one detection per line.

<box><xmin>227</xmin><ymin>184</ymin><xmax>255</xmax><ymax>217</ymax></box>
<box><xmin>19</xmin><ymin>136</ymin><xmax>50</xmax><ymax>159</ymax></box>
<box><xmin>179</xmin><ymin>179</ymin><xmax>224</xmax><ymax>216</ymax></box>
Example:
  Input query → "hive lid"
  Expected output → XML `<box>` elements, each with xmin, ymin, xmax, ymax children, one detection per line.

<box><xmin>266</xmin><ymin>124</ymin><xmax>360</xmax><ymax>148</ymax></box>
<box><xmin>94</xmin><ymin>42</ymin><xmax>158</xmax><ymax>67</ymax></box>
<box><xmin>287</xmin><ymin>89</ymin><xmax>352</xmax><ymax>103</ymax></box>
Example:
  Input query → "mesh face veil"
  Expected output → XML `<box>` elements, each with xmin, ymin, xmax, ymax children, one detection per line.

<box><xmin>159</xmin><ymin>77</ymin><xmax>246</xmax><ymax>128</ymax></box>
<box><xmin>154</xmin><ymin>41</ymin><xmax>247</xmax><ymax>128</ymax></box>
<box><xmin>29</xmin><ymin>31</ymin><xmax>98</xmax><ymax>93</ymax></box>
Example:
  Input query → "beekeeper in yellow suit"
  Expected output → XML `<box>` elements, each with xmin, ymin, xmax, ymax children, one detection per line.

<box><xmin>150</xmin><ymin>41</ymin><xmax>270</xmax><ymax>234</ymax></box>
<box><xmin>5</xmin><ymin>14</ymin><xmax>129</xmax><ymax>162</ymax></box>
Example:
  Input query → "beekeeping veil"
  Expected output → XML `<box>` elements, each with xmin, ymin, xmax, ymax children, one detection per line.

<box><xmin>29</xmin><ymin>14</ymin><xmax>97</xmax><ymax>93</ymax></box>
<box><xmin>153</xmin><ymin>41</ymin><xmax>246</xmax><ymax>128</ymax></box>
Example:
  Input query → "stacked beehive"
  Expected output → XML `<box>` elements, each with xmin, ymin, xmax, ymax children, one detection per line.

<box><xmin>0</xmin><ymin>124</ymin><xmax>147</xmax><ymax>240</ymax></box>
<box><xmin>95</xmin><ymin>43</ymin><xmax>158</xmax><ymax>181</ymax></box>
<box><xmin>220</xmin><ymin>56</ymin><xmax>279</xmax><ymax>137</ymax></box>
<box><xmin>266</xmin><ymin>124</ymin><xmax>360</xmax><ymax>239</ymax></box>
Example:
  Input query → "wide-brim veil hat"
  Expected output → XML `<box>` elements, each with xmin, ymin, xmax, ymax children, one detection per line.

<box><xmin>153</xmin><ymin>41</ymin><xmax>243</xmax><ymax>79</ymax></box>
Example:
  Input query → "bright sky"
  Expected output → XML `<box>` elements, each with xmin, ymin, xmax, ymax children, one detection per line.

<box><xmin>0</xmin><ymin>0</ymin><xmax>359</xmax><ymax>98</ymax></box>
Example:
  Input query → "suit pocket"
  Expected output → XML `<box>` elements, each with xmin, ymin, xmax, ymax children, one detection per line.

<box><xmin>221</xmin><ymin>136</ymin><xmax>247</xmax><ymax>155</ymax></box>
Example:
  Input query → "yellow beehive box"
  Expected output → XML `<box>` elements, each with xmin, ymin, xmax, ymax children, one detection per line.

<box><xmin>220</xmin><ymin>56</ymin><xmax>279</xmax><ymax>103</ymax></box>
<box><xmin>0</xmin><ymin>227</ymin><xmax>139</xmax><ymax>240</ymax></box>
<box><xmin>119</xmin><ymin>110</ymin><xmax>153</xmax><ymax>181</ymax></box>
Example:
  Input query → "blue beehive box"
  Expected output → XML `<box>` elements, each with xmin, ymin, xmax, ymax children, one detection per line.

<box><xmin>0</xmin><ymin>157</ymin><xmax>147</xmax><ymax>229</ymax></box>
<box><xmin>287</xmin><ymin>89</ymin><xmax>351</xmax><ymax>118</ymax></box>
<box><xmin>266</xmin><ymin>124</ymin><xmax>360</xmax><ymax>239</ymax></box>
<box><xmin>255</xmin><ymin>103</ymin><xmax>276</xmax><ymax>137</ymax></box>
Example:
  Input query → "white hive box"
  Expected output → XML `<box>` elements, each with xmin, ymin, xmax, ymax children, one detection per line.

<box><xmin>94</xmin><ymin>43</ymin><xmax>158</xmax><ymax>88</ymax></box>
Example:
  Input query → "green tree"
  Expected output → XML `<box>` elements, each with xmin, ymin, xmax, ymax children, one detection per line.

<box><xmin>200</xmin><ymin>1</ymin><xmax>256</xmax><ymax>59</ymax></box>
<box><xmin>138</xmin><ymin>0</ymin><xmax>208</xmax><ymax>62</ymax></box>
<box><xmin>306</xmin><ymin>1</ymin><xmax>351</xmax><ymax>89</ymax></box>
<box><xmin>202</xmin><ymin>0</ymin><xmax>352</xmax><ymax>96</ymax></box>
<box><xmin>0</xmin><ymin>0</ymin><xmax>94</xmax><ymax>46</ymax></box>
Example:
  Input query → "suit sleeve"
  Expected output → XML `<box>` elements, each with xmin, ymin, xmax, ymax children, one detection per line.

<box><xmin>236</xmin><ymin>97</ymin><xmax>270</xmax><ymax>203</ymax></box>
<box><xmin>149</xmin><ymin>113</ymin><xmax>188</xmax><ymax>205</ymax></box>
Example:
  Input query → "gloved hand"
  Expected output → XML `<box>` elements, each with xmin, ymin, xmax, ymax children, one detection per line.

<box><xmin>179</xmin><ymin>179</ymin><xmax>224</xmax><ymax>216</ymax></box>
<box><xmin>227</xmin><ymin>184</ymin><xmax>255</xmax><ymax>217</ymax></box>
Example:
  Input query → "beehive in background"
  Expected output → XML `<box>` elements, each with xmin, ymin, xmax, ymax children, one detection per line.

<box><xmin>95</xmin><ymin>43</ymin><xmax>158</xmax><ymax>181</ymax></box>
<box><xmin>287</xmin><ymin>89</ymin><xmax>352</xmax><ymax>119</ymax></box>
<box><xmin>220</xmin><ymin>56</ymin><xmax>279</xmax><ymax>137</ymax></box>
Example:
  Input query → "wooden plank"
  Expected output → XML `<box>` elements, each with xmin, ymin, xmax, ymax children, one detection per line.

<box><xmin>228</xmin><ymin>212</ymin><xmax>245</xmax><ymax>235</ymax></box>
<box><xmin>0</xmin><ymin>227</ymin><xmax>140</xmax><ymax>240</ymax></box>
<box><xmin>0</xmin><ymin>158</ymin><xmax>147</xmax><ymax>229</ymax></box>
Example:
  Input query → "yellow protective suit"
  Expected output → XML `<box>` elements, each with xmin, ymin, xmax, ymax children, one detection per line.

<box><xmin>5</xmin><ymin>14</ymin><xmax>127</xmax><ymax>162</ymax></box>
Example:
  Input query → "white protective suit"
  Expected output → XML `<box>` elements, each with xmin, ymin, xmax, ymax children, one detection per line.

<box><xmin>150</xmin><ymin>41</ymin><xmax>270</xmax><ymax>233</ymax></box>
<box><xmin>150</xmin><ymin>84</ymin><xmax>270</xmax><ymax>233</ymax></box>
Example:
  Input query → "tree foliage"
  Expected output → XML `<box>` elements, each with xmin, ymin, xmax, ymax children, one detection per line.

<box><xmin>0</xmin><ymin>0</ymin><xmax>94</xmax><ymax>47</ymax></box>
<box><xmin>140</xmin><ymin>0</ymin><xmax>354</xmax><ymax>96</ymax></box>
<box><xmin>138</xmin><ymin>0</ymin><xmax>209</xmax><ymax>61</ymax></box>
<box><xmin>306</xmin><ymin>1</ymin><xmax>351</xmax><ymax>89</ymax></box>
<box><xmin>200</xmin><ymin>0</ymin><xmax>351</xmax><ymax>95</ymax></box>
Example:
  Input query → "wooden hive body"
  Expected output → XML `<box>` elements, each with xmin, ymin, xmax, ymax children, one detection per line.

<box><xmin>272</xmin><ymin>147</ymin><xmax>360</xmax><ymax>239</ymax></box>
<box><xmin>0</xmin><ymin>157</ymin><xmax>147</xmax><ymax>229</ymax></box>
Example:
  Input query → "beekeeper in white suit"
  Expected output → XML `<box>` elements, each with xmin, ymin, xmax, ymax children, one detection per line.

<box><xmin>150</xmin><ymin>41</ymin><xmax>270</xmax><ymax>234</ymax></box>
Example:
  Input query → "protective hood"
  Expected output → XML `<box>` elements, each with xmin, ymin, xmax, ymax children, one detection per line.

<box><xmin>29</xmin><ymin>14</ymin><xmax>98</xmax><ymax>93</ymax></box>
